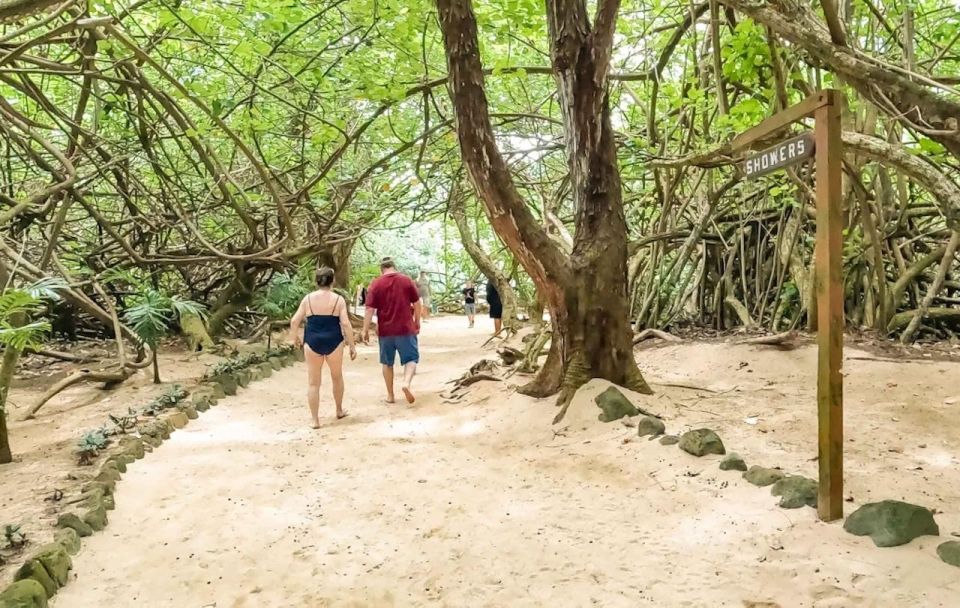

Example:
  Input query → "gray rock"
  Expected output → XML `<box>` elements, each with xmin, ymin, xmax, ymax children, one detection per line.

<box><xmin>192</xmin><ymin>394</ymin><xmax>211</xmax><ymax>413</ymax></box>
<box><xmin>636</xmin><ymin>416</ymin><xmax>666</xmax><ymax>437</ymax></box>
<box><xmin>743</xmin><ymin>466</ymin><xmax>785</xmax><ymax>487</ymax></box>
<box><xmin>214</xmin><ymin>374</ymin><xmax>237</xmax><ymax>396</ymax></box>
<box><xmin>659</xmin><ymin>435</ymin><xmax>680</xmax><ymax>446</ymax></box>
<box><xmin>82</xmin><ymin>504</ymin><xmax>108</xmax><ymax>532</ymax></box>
<box><xmin>771</xmin><ymin>475</ymin><xmax>818</xmax><ymax>509</ymax></box>
<box><xmin>936</xmin><ymin>541</ymin><xmax>960</xmax><ymax>567</ymax></box>
<box><xmin>258</xmin><ymin>363</ymin><xmax>273</xmax><ymax>379</ymax></box>
<box><xmin>678</xmin><ymin>428</ymin><xmax>725</xmax><ymax>456</ymax></box>
<box><xmin>165</xmin><ymin>411</ymin><xmax>189</xmax><ymax>429</ymax></box>
<box><xmin>180</xmin><ymin>404</ymin><xmax>199</xmax><ymax>420</ymax></box>
<box><xmin>268</xmin><ymin>356</ymin><xmax>283</xmax><ymax>371</ymax></box>
<box><xmin>206</xmin><ymin>381</ymin><xmax>226</xmax><ymax>399</ymax></box>
<box><xmin>719</xmin><ymin>453</ymin><xmax>747</xmax><ymax>472</ymax></box>
<box><xmin>54</xmin><ymin>528</ymin><xmax>81</xmax><ymax>555</ymax></box>
<box><xmin>56</xmin><ymin>512</ymin><xmax>92</xmax><ymax>538</ymax></box>
<box><xmin>81</xmin><ymin>480</ymin><xmax>114</xmax><ymax>497</ymax></box>
<box><xmin>106</xmin><ymin>453</ymin><xmax>134</xmax><ymax>474</ymax></box>
<box><xmin>83</xmin><ymin>486</ymin><xmax>114</xmax><ymax>511</ymax></box>
<box><xmin>594</xmin><ymin>387</ymin><xmax>639</xmax><ymax>423</ymax></box>
<box><xmin>233</xmin><ymin>369</ymin><xmax>252</xmax><ymax>388</ymax></box>
<box><xmin>293</xmin><ymin>348</ymin><xmax>305</xmax><ymax>362</ymax></box>
<box><xmin>94</xmin><ymin>466</ymin><xmax>120</xmax><ymax>485</ymax></box>
<box><xmin>0</xmin><ymin>579</ymin><xmax>48</xmax><ymax>608</ymax></box>
<box><xmin>117</xmin><ymin>436</ymin><xmax>145</xmax><ymax>459</ymax></box>
<box><xmin>843</xmin><ymin>500</ymin><xmax>939</xmax><ymax>547</ymax></box>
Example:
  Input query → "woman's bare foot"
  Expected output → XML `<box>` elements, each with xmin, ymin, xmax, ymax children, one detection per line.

<box><xmin>383</xmin><ymin>397</ymin><xmax>395</xmax><ymax>405</ymax></box>
<box><xmin>336</xmin><ymin>411</ymin><xmax>349</xmax><ymax>420</ymax></box>
<box><xmin>310</xmin><ymin>420</ymin><xmax>321</xmax><ymax>429</ymax></box>
<box><xmin>402</xmin><ymin>386</ymin><xmax>415</xmax><ymax>404</ymax></box>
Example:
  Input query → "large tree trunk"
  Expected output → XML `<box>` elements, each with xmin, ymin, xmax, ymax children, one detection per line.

<box><xmin>437</xmin><ymin>0</ymin><xmax>651</xmax><ymax>408</ymax></box>
<box><xmin>448</xmin><ymin>184</ymin><xmax>521</xmax><ymax>329</ymax></box>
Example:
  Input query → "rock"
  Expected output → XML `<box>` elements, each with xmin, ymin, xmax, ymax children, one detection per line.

<box><xmin>719</xmin><ymin>453</ymin><xmax>747</xmax><ymax>472</ymax></box>
<box><xmin>165</xmin><ymin>411</ymin><xmax>189</xmax><ymax>429</ymax></box>
<box><xmin>117</xmin><ymin>436</ymin><xmax>145</xmax><ymax>459</ymax></box>
<box><xmin>56</xmin><ymin>513</ymin><xmax>92</xmax><ymax>537</ymax></box>
<box><xmin>32</xmin><ymin>544</ymin><xmax>71</xmax><ymax>587</ymax></box>
<box><xmin>105</xmin><ymin>453</ymin><xmax>134</xmax><ymax>473</ymax></box>
<box><xmin>181</xmin><ymin>311</ymin><xmax>214</xmax><ymax>353</ymax></box>
<box><xmin>0</xmin><ymin>579</ymin><xmax>48</xmax><ymax>608</ymax></box>
<box><xmin>141</xmin><ymin>419</ymin><xmax>171</xmax><ymax>440</ymax></box>
<box><xmin>84</xmin><ymin>487</ymin><xmax>114</xmax><ymax>511</ymax></box>
<box><xmin>936</xmin><ymin>541</ymin><xmax>960</xmax><ymax>567</ymax></box>
<box><xmin>214</xmin><ymin>374</ymin><xmax>237</xmax><ymax>396</ymax></box>
<box><xmin>636</xmin><ymin>415</ymin><xmax>665</xmax><ymax>437</ymax></box>
<box><xmin>54</xmin><ymin>528</ymin><xmax>81</xmax><ymax>555</ymax></box>
<box><xmin>258</xmin><ymin>363</ymin><xmax>273</xmax><ymax>379</ymax></box>
<box><xmin>594</xmin><ymin>387</ymin><xmax>640</xmax><ymax>422</ymax></box>
<box><xmin>844</xmin><ymin>500</ymin><xmax>939</xmax><ymax>547</ymax></box>
<box><xmin>743</xmin><ymin>466</ymin><xmax>785</xmax><ymax>487</ymax></box>
<box><xmin>14</xmin><ymin>560</ymin><xmax>57</xmax><ymax>598</ymax></box>
<box><xmin>181</xmin><ymin>404</ymin><xmax>199</xmax><ymax>420</ymax></box>
<box><xmin>191</xmin><ymin>392</ymin><xmax>213</xmax><ymax>412</ymax></box>
<box><xmin>82</xmin><ymin>504</ymin><xmax>108</xmax><ymax>532</ymax></box>
<box><xmin>771</xmin><ymin>475</ymin><xmax>818</xmax><ymax>509</ymax></box>
<box><xmin>678</xmin><ymin>428</ymin><xmax>725</xmax><ymax>456</ymax></box>
<box><xmin>233</xmin><ymin>369</ymin><xmax>252</xmax><ymax>388</ymax></box>
<box><xmin>659</xmin><ymin>435</ymin><xmax>680</xmax><ymax>446</ymax></box>
<box><xmin>206</xmin><ymin>381</ymin><xmax>226</xmax><ymax>399</ymax></box>
<box><xmin>142</xmin><ymin>434</ymin><xmax>162</xmax><ymax>448</ymax></box>
<box><xmin>268</xmin><ymin>356</ymin><xmax>283</xmax><ymax>371</ymax></box>
<box><xmin>94</xmin><ymin>466</ymin><xmax>120</xmax><ymax>485</ymax></box>
<box><xmin>293</xmin><ymin>348</ymin><xmax>305</xmax><ymax>362</ymax></box>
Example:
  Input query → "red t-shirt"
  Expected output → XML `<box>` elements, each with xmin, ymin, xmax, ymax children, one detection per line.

<box><xmin>366</xmin><ymin>272</ymin><xmax>420</xmax><ymax>337</ymax></box>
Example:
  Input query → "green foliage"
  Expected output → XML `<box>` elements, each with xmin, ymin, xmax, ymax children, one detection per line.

<box><xmin>124</xmin><ymin>289</ymin><xmax>206</xmax><ymax>348</ymax></box>
<box><xmin>2</xmin><ymin>524</ymin><xmax>26</xmax><ymax>550</ymax></box>
<box><xmin>76</xmin><ymin>429</ymin><xmax>111</xmax><ymax>465</ymax></box>
<box><xmin>0</xmin><ymin>278</ymin><xmax>66</xmax><ymax>351</ymax></box>
<box><xmin>255</xmin><ymin>273</ymin><xmax>309</xmax><ymax>320</ymax></box>
<box><xmin>204</xmin><ymin>345</ymin><xmax>294</xmax><ymax>379</ymax></box>
<box><xmin>140</xmin><ymin>385</ymin><xmax>189</xmax><ymax>417</ymax></box>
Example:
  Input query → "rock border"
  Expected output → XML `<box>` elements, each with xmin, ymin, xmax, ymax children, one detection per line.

<box><xmin>0</xmin><ymin>346</ymin><xmax>303</xmax><ymax>607</ymax></box>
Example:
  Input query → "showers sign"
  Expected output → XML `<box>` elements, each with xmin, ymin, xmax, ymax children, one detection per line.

<box><xmin>743</xmin><ymin>132</ymin><xmax>815</xmax><ymax>178</ymax></box>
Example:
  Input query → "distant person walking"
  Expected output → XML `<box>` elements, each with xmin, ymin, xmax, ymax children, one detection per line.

<box><xmin>290</xmin><ymin>267</ymin><xmax>357</xmax><ymax>429</ymax></box>
<box><xmin>486</xmin><ymin>279</ymin><xmax>503</xmax><ymax>334</ymax></box>
<box><xmin>362</xmin><ymin>257</ymin><xmax>421</xmax><ymax>404</ymax></box>
<box><xmin>417</xmin><ymin>271</ymin><xmax>432</xmax><ymax>320</ymax></box>
<box><xmin>354</xmin><ymin>284</ymin><xmax>367</xmax><ymax>315</ymax></box>
<box><xmin>462</xmin><ymin>279</ymin><xmax>476</xmax><ymax>328</ymax></box>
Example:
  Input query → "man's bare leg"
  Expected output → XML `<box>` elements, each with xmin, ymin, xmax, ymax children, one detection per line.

<box><xmin>401</xmin><ymin>362</ymin><xmax>417</xmax><ymax>403</ymax></box>
<box><xmin>494</xmin><ymin>318</ymin><xmax>502</xmax><ymax>334</ymax></box>
<box><xmin>382</xmin><ymin>364</ymin><xmax>395</xmax><ymax>403</ymax></box>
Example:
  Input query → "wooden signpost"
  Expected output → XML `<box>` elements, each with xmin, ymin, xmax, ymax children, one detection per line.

<box><xmin>733</xmin><ymin>90</ymin><xmax>844</xmax><ymax>522</ymax></box>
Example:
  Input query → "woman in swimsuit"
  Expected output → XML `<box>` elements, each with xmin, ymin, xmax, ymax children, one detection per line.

<box><xmin>289</xmin><ymin>267</ymin><xmax>357</xmax><ymax>428</ymax></box>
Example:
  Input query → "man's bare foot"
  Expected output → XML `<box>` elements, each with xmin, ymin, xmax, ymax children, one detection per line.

<box><xmin>402</xmin><ymin>386</ymin><xmax>416</xmax><ymax>404</ymax></box>
<box><xmin>336</xmin><ymin>411</ymin><xmax>349</xmax><ymax>420</ymax></box>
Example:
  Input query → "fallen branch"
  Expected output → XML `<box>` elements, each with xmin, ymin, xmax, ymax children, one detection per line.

<box><xmin>24</xmin><ymin>348</ymin><xmax>98</xmax><ymax>363</ymax></box>
<box><xmin>734</xmin><ymin>330</ymin><xmax>800</xmax><ymax>347</ymax></box>
<box><xmin>21</xmin><ymin>367</ymin><xmax>134</xmax><ymax>420</ymax></box>
<box><xmin>632</xmin><ymin>328</ymin><xmax>683</xmax><ymax>344</ymax></box>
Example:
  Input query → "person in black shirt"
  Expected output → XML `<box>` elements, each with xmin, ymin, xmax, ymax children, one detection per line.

<box><xmin>486</xmin><ymin>280</ymin><xmax>503</xmax><ymax>334</ymax></box>
<box><xmin>462</xmin><ymin>279</ymin><xmax>476</xmax><ymax>328</ymax></box>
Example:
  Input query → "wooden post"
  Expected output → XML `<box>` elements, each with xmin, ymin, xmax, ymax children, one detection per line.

<box><xmin>814</xmin><ymin>90</ymin><xmax>844</xmax><ymax>521</ymax></box>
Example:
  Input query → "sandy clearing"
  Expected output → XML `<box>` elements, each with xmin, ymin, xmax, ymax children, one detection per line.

<box><xmin>52</xmin><ymin>317</ymin><xmax>960</xmax><ymax>607</ymax></box>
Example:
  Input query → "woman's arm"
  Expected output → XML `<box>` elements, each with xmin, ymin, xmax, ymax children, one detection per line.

<box><xmin>337</xmin><ymin>296</ymin><xmax>357</xmax><ymax>359</ymax></box>
<box><xmin>289</xmin><ymin>296</ymin><xmax>307</xmax><ymax>346</ymax></box>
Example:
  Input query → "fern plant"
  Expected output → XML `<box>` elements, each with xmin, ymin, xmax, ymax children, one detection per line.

<box><xmin>1</xmin><ymin>278</ymin><xmax>64</xmax><ymax>465</ymax></box>
<box><xmin>124</xmin><ymin>289</ymin><xmax>206</xmax><ymax>384</ymax></box>
<box><xmin>254</xmin><ymin>273</ymin><xmax>308</xmax><ymax>350</ymax></box>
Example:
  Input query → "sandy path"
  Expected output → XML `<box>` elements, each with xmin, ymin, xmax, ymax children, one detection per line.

<box><xmin>54</xmin><ymin>318</ymin><xmax>959</xmax><ymax>607</ymax></box>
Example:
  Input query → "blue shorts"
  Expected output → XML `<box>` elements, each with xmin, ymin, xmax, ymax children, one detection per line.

<box><xmin>379</xmin><ymin>334</ymin><xmax>419</xmax><ymax>366</ymax></box>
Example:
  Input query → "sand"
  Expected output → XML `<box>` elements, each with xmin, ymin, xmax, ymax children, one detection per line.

<box><xmin>49</xmin><ymin>317</ymin><xmax>960</xmax><ymax>607</ymax></box>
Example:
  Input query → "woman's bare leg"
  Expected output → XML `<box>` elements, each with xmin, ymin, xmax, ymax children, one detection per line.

<box><xmin>325</xmin><ymin>344</ymin><xmax>347</xmax><ymax>418</ymax></box>
<box><xmin>304</xmin><ymin>345</ymin><xmax>326</xmax><ymax>428</ymax></box>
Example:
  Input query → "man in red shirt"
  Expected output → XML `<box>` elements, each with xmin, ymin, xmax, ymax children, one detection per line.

<box><xmin>362</xmin><ymin>257</ymin><xmax>422</xmax><ymax>404</ymax></box>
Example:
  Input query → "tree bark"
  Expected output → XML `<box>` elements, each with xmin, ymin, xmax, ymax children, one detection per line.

<box><xmin>0</xmin><ymin>343</ymin><xmax>19</xmax><ymax>464</ymax></box>
<box><xmin>437</xmin><ymin>0</ymin><xmax>651</xmax><ymax>406</ymax></box>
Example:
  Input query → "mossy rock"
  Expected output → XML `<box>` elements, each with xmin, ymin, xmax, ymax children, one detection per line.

<box><xmin>81</xmin><ymin>480</ymin><xmax>114</xmax><ymax>497</ymax></box>
<box><xmin>214</xmin><ymin>374</ymin><xmax>237</xmax><ymax>396</ymax></box>
<box><xmin>258</xmin><ymin>363</ymin><xmax>273</xmax><ymax>379</ymax></box>
<box><xmin>181</xmin><ymin>311</ymin><xmax>215</xmax><ymax>352</ymax></box>
<box><xmin>94</xmin><ymin>467</ymin><xmax>121</xmax><ymax>485</ymax></box>
<box><xmin>268</xmin><ymin>356</ymin><xmax>283</xmax><ymax>371</ymax></box>
<box><xmin>659</xmin><ymin>435</ymin><xmax>679</xmax><ymax>446</ymax></box>
<box><xmin>117</xmin><ymin>436</ymin><xmax>145</xmax><ymax>460</ymax></box>
<box><xmin>771</xmin><ymin>475</ymin><xmax>818</xmax><ymax>509</ymax></box>
<box><xmin>936</xmin><ymin>541</ymin><xmax>960</xmax><ymax>567</ymax></box>
<box><xmin>142</xmin><ymin>434</ymin><xmax>162</xmax><ymax>448</ymax></box>
<box><xmin>743</xmin><ymin>466</ymin><xmax>785</xmax><ymax>487</ymax></box>
<box><xmin>206</xmin><ymin>381</ymin><xmax>226</xmax><ymax>400</ymax></box>
<box><xmin>843</xmin><ymin>500</ymin><xmax>939</xmax><ymax>547</ymax></box>
<box><xmin>165</xmin><ymin>411</ymin><xmax>189</xmax><ymax>429</ymax></box>
<box><xmin>54</xmin><ymin>528</ymin><xmax>81</xmax><ymax>555</ymax></box>
<box><xmin>140</xmin><ymin>419</ymin><xmax>171</xmax><ymax>440</ymax></box>
<box><xmin>82</xmin><ymin>504</ymin><xmax>108</xmax><ymax>532</ymax></box>
<box><xmin>636</xmin><ymin>415</ymin><xmax>665</xmax><ymax>437</ymax></box>
<box><xmin>719</xmin><ymin>453</ymin><xmax>747</xmax><ymax>472</ymax></box>
<box><xmin>0</xmin><ymin>579</ymin><xmax>48</xmax><ymax>608</ymax></box>
<box><xmin>14</xmin><ymin>560</ymin><xmax>57</xmax><ymax>598</ymax></box>
<box><xmin>84</xmin><ymin>487</ymin><xmax>115</xmax><ymax>511</ymax></box>
<box><xmin>233</xmin><ymin>369</ymin><xmax>252</xmax><ymax>388</ymax></box>
<box><xmin>56</xmin><ymin>512</ymin><xmax>92</xmax><ymax>538</ymax></box>
<box><xmin>191</xmin><ymin>392</ymin><xmax>213</xmax><ymax>412</ymax></box>
<box><xmin>32</xmin><ymin>544</ymin><xmax>71</xmax><ymax>587</ymax></box>
<box><xmin>293</xmin><ymin>349</ymin><xmax>305</xmax><ymax>363</ymax></box>
<box><xmin>180</xmin><ymin>404</ymin><xmax>199</xmax><ymax>420</ymax></box>
<box><xmin>594</xmin><ymin>387</ymin><xmax>640</xmax><ymax>423</ymax></box>
<box><xmin>678</xmin><ymin>428</ymin><xmax>725</xmax><ymax>456</ymax></box>
<box><xmin>106</xmin><ymin>453</ymin><xmax>134</xmax><ymax>474</ymax></box>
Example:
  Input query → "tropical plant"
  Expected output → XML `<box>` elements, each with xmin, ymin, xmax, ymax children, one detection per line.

<box><xmin>254</xmin><ymin>273</ymin><xmax>309</xmax><ymax>349</ymax></box>
<box><xmin>140</xmin><ymin>385</ymin><xmax>188</xmax><ymax>417</ymax></box>
<box><xmin>123</xmin><ymin>290</ymin><xmax>206</xmax><ymax>384</ymax></box>
<box><xmin>76</xmin><ymin>428</ymin><xmax>111</xmax><ymax>466</ymax></box>
<box><xmin>0</xmin><ymin>279</ymin><xmax>64</xmax><ymax>465</ymax></box>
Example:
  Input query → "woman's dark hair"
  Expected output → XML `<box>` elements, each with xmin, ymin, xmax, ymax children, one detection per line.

<box><xmin>316</xmin><ymin>266</ymin><xmax>335</xmax><ymax>288</ymax></box>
